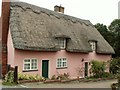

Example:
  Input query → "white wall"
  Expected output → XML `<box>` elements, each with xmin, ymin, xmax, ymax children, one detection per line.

<box><xmin>118</xmin><ymin>1</ymin><xmax>120</xmax><ymax>19</ymax></box>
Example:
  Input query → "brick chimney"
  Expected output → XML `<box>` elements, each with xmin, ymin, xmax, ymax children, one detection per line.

<box><xmin>2</xmin><ymin>0</ymin><xmax>10</xmax><ymax>76</ymax></box>
<box><xmin>54</xmin><ymin>5</ymin><xmax>64</xmax><ymax>13</ymax></box>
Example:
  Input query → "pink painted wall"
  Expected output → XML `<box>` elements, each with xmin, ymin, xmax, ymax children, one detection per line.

<box><xmin>8</xmin><ymin>30</ymin><xmax>112</xmax><ymax>78</ymax></box>
<box><xmin>14</xmin><ymin>49</ymin><xmax>111</xmax><ymax>78</ymax></box>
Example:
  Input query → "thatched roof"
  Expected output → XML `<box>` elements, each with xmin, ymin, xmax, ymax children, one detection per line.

<box><xmin>9</xmin><ymin>2</ymin><xmax>115</xmax><ymax>54</ymax></box>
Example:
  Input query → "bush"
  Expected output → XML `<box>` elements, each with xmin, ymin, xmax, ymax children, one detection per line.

<box><xmin>18</xmin><ymin>73</ymin><xmax>45</xmax><ymax>81</ymax></box>
<box><xmin>51</xmin><ymin>75</ymin><xmax>57</xmax><ymax>80</ymax></box>
<box><xmin>4</xmin><ymin>71</ymin><xmax>14</xmax><ymax>83</ymax></box>
<box><xmin>91</xmin><ymin>60</ymin><xmax>106</xmax><ymax>78</ymax></box>
<box><xmin>101</xmin><ymin>72</ymin><xmax>113</xmax><ymax>78</ymax></box>
<box><xmin>117</xmin><ymin>73</ymin><xmax>120</xmax><ymax>87</ymax></box>
<box><xmin>51</xmin><ymin>73</ymin><xmax>70</xmax><ymax>80</ymax></box>
<box><xmin>2</xmin><ymin>71</ymin><xmax>17</xmax><ymax>85</ymax></box>
<box><xmin>110</xmin><ymin>58</ymin><xmax>120</xmax><ymax>74</ymax></box>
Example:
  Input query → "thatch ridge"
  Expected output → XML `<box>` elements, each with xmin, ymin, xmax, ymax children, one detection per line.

<box><xmin>9</xmin><ymin>2</ymin><xmax>115</xmax><ymax>54</ymax></box>
<box><xmin>10</xmin><ymin>2</ymin><xmax>93</xmax><ymax>26</ymax></box>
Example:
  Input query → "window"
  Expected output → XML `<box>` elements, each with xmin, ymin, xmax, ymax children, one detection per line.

<box><xmin>89</xmin><ymin>41</ymin><xmax>96</xmax><ymax>51</ymax></box>
<box><xmin>23</xmin><ymin>59</ymin><xmax>38</xmax><ymax>71</ymax></box>
<box><xmin>59</xmin><ymin>38</ymin><xmax>66</xmax><ymax>49</ymax></box>
<box><xmin>57</xmin><ymin>58</ymin><xmax>67</xmax><ymax>68</ymax></box>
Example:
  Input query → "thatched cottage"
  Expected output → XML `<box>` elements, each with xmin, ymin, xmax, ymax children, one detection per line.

<box><xmin>2</xmin><ymin>1</ymin><xmax>114</xmax><ymax>78</ymax></box>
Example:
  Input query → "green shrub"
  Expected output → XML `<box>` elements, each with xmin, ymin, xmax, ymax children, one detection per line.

<box><xmin>18</xmin><ymin>73</ymin><xmax>29</xmax><ymax>80</ymax></box>
<box><xmin>91</xmin><ymin>60</ymin><xmax>106</xmax><ymax>78</ymax></box>
<box><xmin>18</xmin><ymin>73</ymin><xmax>45</xmax><ymax>81</ymax></box>
<box><xmin>117</xmin><ymin>73</ymin><xmax>120</xmax><ymax>87</ymax></box>
<box><xmin>4</xmin><ymin>71</ymin><xmax>14</xmax><ymax>83</ymax></box>
<box><xmin>2</xmin><ymin>71</ymin><xmax>17</xmax><ymax>86</ymax></box>
<box><xmin>110</xmin><ymin>58</ymin><xmax>120</xmax><ymax>74</ymax></box>
<box><xmin>101</xmin><ymin>72</ymin><xmax>113</xmax><ymax>78</ymax></box>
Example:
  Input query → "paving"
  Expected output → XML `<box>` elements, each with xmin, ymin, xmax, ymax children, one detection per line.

<box><xmin>2</xmin><ymin>79</ymin><xmax>117</xmax><ymax>88</ymax></box>
<box><xmin>0</xmin><ymin>79</ymin><xmax>2</xmax><ymax>89</ymax></box>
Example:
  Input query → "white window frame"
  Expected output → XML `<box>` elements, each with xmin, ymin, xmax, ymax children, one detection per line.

<box><xmin>89</xmin><ymin>41</ymin><xmax>96</xmax><ymax>51</ymax></box>
<box><xmin>23</xmin><ymin>58</ymin><xmax>38</xmax><ymax>71</ymax></box>
<box><xmin>60</xmin><ymin>38</ymin><xmax>66</xmax><ymax>49</ymax></box>
<box><xmin>57</xmin><ymin>58</ymin><xmax>67</xmax><ymax>68</ymax></box>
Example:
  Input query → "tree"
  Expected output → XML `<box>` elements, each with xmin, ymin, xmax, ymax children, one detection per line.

<box><xmin>94</xmin><ymin>23</ymin><xmax>110</xmax><ymax>42</ymax></box>
<box><xmin>110</xmin><ymin>58</ymin><xmax>120</xmax><ymax>74</ymax></box>
<box><xmin>108</xmin><ymin>19</ymin><xmax>120</xmax><ymax>57</ymax></box>
<box><xmin>95</xmin><ymin>19</ymin><xmax>120</xmax><ymax>57</ymax></box>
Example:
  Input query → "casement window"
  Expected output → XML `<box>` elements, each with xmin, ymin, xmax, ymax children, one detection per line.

<box><xmin>59</xmin><ymin>38</ymin><xmax>66</xmax><ymax>49</ymax></box>
<box><xmin>57</xmin><ymin>58</ymin><xmax>67</xmax><ymax>68</ymax></box>
<box><xmin>89</xmin><ymin>41</ymin><xmax>96</xmax><ymax>51</ymax></box>
<box><xmin>23</xmin><ymin>59</ymin><xmax>38</xmax><ymax>71</ymax></box>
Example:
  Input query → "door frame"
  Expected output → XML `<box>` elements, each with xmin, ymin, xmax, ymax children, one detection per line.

<box><xmin>41</xmin><ymin>60</ymin><xmax>50</xmax><ymax>78</ymax></box>
<box><xmin>84</xmin><ymin>62</ymin><xmax>88</xmax><ymax>77</ymax></box>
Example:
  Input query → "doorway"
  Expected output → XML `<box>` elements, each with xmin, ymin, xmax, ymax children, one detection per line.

<box><xmin>42</xmin><ymin>60</ymin><xmax>49</xmax><ymax>78</ymax></box>
<box><xmin>84</xmin><ymin>62</ymin><xmax>88</xmax><ymax>77</ymax></box>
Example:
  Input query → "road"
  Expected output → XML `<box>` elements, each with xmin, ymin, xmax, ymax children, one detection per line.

<box><xmin>2</xmin><ymin>79</ymin><xmax>117</xmax><ymax>88</ymax></box>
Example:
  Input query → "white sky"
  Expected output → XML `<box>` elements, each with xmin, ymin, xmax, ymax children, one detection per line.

<box><xmin>0</xmin><ymin>0</ymin><xmax>120</xmax><ymax>26</ymax></box>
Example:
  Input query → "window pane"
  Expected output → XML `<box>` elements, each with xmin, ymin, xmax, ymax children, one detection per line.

<box><xmin>24</xmin><ymin>59</ymin><xmax>30</xmax><ymax>63</ymax></box>
<box><xmin>60</xmin><ymin>39</ymin><xmax>66</xmax><ymax>49</ymax></box>
<box><xmin>31</xmin><ymin>59</ymin><xmax>37</xmax><ymax>70</ymax></box>
<box><xmin>24</xmin><ymin>64</ymin><xmax>30</xmax><ymax>70</ymax></box>
<box><xmin>89</xmin><ymin>41</ymin><xmax>96</xmax><ymax>51</ymax></box>
<box><xmin>24</xmin><ymin>59</ymin><xmax>30</xmax><ymax>70</ymax></box>
<box><xmin>57</xmin><ymin>58</ymin><xmax>67</xmax><ymax>68</ymax></box>
<box><xmin>63</xmin><ymin>62</ymin><xmax>67</xmax><ymax>67</ymax></box>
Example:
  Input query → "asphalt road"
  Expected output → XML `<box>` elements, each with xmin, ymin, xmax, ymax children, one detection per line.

<box><xmin>2</xmin><ymin>79</ymin><xmax>117</xmax><ymax>88</ymax></box>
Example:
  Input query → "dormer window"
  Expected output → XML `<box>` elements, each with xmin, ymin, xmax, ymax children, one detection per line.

<box><xmin>89</xmin><ymin>41</ymin><xmax>96</xmax><ymax>51</ymax></box>
<box><xmin>59</xmin><ymin>38</ymin><xmax>66</xmax><ymax>49</ymax></box>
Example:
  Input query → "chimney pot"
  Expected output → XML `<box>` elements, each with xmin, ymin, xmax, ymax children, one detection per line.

<box><xmin>54</xmin><ymin>5</ymin><xmax>64</xmax><ymax>13</ymax></box>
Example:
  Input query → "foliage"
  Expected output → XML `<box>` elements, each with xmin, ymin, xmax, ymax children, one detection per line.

<box><xmin>2</xmin><ymin>71</ymin><xmax>17</xmax><ymax>86</ymax></box>
<box><xmin>91</xmin><ymin>60</ymin><xmax>106</xmax><ymax>78</ymax></box>
<box><xmin>95</xmin><ymin>19</ymin><xmax>120</xmax><ymax>57</ymax></box>
<box><xmin>117</xmin><ymin>73</ymin><xmax>120</xmax><ymax>87</ymax></box>
<box><xmin>51</xmin><ymin>73</ymin><xmax>70</xmax><ymax>80</ymax></box>
<box><xmin>2</xmin><ymin>82</ymin><xmax>17</xmax><ymax>86</ymax></box>
<box><xmin>3</xmin><ymin>71</ymin><xmax>14</xmax><ymax>83</ymax></box>
<box><xmin>18</xmin><ymin>73</ymin><xmax>45</xmax><ymax>81</ymax></box>
<box><xmin>94</xmin><ymin>23</ymin><xmax>110</xmax><ymax>42</ymax></box>
<box><xmin>108</xmin><ymin>19</ymin><xmax>120</xmax><ymax>57</ymax></box>
<box><xmin>109</xmin><ymin>58</ymin><xmax>120</xmax><ymax>74</ymax></box>
<box><xmin>100</xmin><ymin>72</ymin><xmax>113</xmax><ymax>78</ymax></box>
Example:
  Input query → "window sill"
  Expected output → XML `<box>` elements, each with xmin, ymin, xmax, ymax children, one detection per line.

<box><xmin>22</xmin><ymin>69</ymin><xmax>38</xmax><ymax>72</ymax></box>
<box><xmin>56</xmin><ymin>67</ymin><xmax>67</xmax><ymax>69</ymax></box>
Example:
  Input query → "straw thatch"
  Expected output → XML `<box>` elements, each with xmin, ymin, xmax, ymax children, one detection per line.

<box><xmin>9</xmin><ymin>2</ymin><xmax>115</xmax><ymax>54</ymax></box>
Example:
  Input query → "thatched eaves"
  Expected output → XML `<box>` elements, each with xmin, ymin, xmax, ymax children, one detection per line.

<box><xmin>9</xmin><ymin>2</ymin><xmax>115</xmax><ymax>54</ymax></box>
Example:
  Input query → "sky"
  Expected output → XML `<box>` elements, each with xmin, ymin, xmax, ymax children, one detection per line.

<box><xmin>0</xmin><ymin>0</ymin><xmax>120</xmax><ymax>26</ymax></box>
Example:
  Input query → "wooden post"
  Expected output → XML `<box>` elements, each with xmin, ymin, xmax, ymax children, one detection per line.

<box><xmin>7</xmin><ymin>64</ymin><xmax>11</xmax><ymax>73</ymax></box>
<box><xmin>14</xmin><ymin>66</ymin><xmax>18</xmax><ymax>84</ymax></box>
